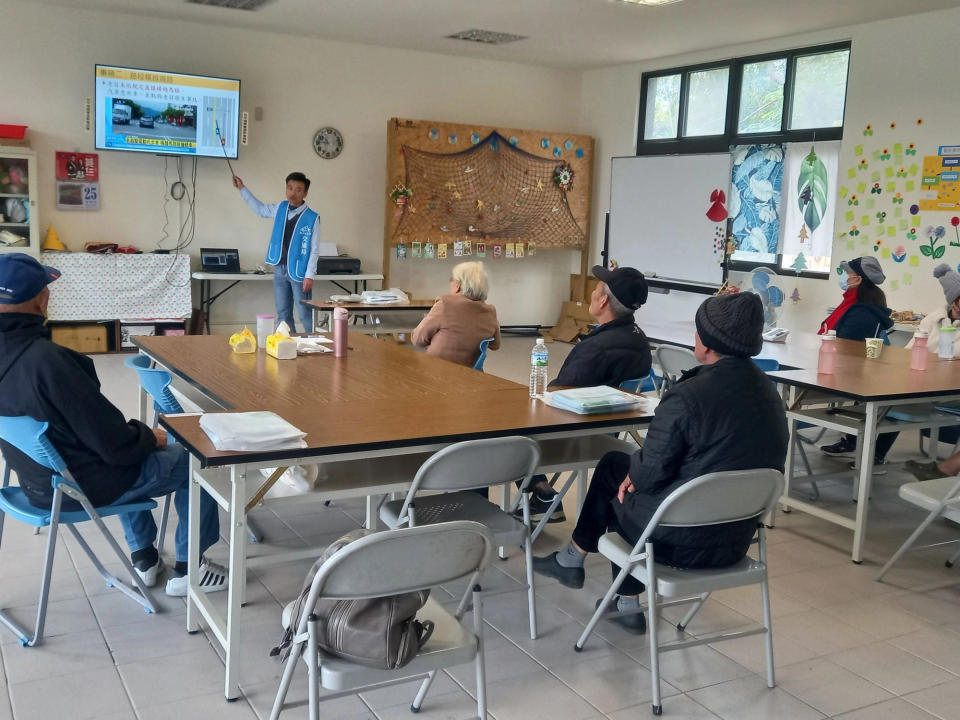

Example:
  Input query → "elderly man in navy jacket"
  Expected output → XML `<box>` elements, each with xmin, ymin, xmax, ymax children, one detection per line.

<box><xmin>534</xmin><ymin>292</ymin><xmax>788</xmax><ymax>634</ymax></box>
<box><xmin>524</xmin><ymin>265</ymin><xmax>652</xmax><ymax>522</ymax></box>
<box><xmin>0</xmin><ymin>253</ymin><xmax>225</xmax><ymax>597</ymax></box>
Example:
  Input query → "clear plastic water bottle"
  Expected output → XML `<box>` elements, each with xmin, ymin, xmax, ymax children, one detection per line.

<box><xmin>529</xmin><ymin>338</ymin><xmax>549</xmax><ymax>399</ymax></box>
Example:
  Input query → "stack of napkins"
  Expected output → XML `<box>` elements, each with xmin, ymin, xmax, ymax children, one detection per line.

<box><xmin>296</xmin><ymin>335</ymin><xmax>332</xmax><ymax>354</ymax></box>
<box><xmin>199</xmin><ymin>411</ymin><xmax>307</xmax><ymax>451</ymax></box>
<box><xmin>544</xmin><ymin>386</ymin><xmax>649</xmax><ymax>415</ymax></box>
<box><xmin>360</xmin><ymin>288</ymin><xmax>409</xmax><ymax>305</ymax></box>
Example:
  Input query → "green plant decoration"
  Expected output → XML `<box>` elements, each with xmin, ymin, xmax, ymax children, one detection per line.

<box><xmin>797</xmin><ymin>146</ymin><xmax>829</xmax><ymax>233</ymax></box>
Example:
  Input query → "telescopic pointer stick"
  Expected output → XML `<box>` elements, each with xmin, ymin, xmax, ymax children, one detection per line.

<box><xmin>214</xmin><ymin>119</ymin><xmax>237</xmax><ymax>180</ymax></box>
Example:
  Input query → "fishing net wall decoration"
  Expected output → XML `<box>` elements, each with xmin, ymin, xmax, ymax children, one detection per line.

<box><xmin>393</xmin><ymin>131</ymin><xmax>585</xmax><ymax>249</ymax></box>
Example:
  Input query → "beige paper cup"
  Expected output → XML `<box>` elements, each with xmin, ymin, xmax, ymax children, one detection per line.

<box><xmin>865</xmin><ymin>337</ymin><xmax>883</xmax><ymax>359</ymax></box>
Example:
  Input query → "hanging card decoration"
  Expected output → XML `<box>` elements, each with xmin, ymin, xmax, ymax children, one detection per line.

<box><xmin>706</xmin><ymin>189</ymin><xmax>728</xmax><ymax>222</ymax></box>
<box><xmin>797</xmin><ymin>146</ymin><xmax>829</xmax><ymax>233</ymax></box>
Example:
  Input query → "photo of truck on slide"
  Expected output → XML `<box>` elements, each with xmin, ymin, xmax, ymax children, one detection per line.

<box><xmin>112</xmin><ymin>102</ymin><xmax>132</xmax><ymax>125</ymax></box>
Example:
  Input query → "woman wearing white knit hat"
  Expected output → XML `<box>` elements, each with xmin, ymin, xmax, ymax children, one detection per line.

<box><xmin>904</xmin><ymin>263</ymin><xmax>960</xmax><ymax>358</ymax></box>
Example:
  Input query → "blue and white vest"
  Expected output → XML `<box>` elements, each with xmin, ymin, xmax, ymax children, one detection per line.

<box><xmin>264</xmin><ymin>201</ymin><xmax>318</xmax><ymax>281</ymax></box>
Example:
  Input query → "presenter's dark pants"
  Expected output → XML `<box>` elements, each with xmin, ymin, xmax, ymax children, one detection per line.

<box><xmin>571</xmin><ymin>452</ymin><xmax>756</xmax><ymax>596</ymax></box>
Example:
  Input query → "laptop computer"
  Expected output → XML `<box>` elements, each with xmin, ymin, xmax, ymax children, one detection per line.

<box><xmin>200</xmin><ymin>248</ymin><xmax>242</xmax><ymax>273</ymax></box>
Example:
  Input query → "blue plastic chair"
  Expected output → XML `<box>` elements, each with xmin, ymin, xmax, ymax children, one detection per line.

<box><xmin>125</xmin><ymin>355</ymin><xmax>267</xmax><ymax>544</ymax></box>
<box><xmin>0</xmin><ymin>416</ymin><xmax>158</xmax><ymax>647</ymax></box>
<box><xmin>619</xmin><ymin>370</ymin><xmax>663</xmax><ymax>396</ymax></box>
<box><xmin>125</xmin><ymin>354</ymin><xmax>181</xmax><ymax>554</ymax></box>
<box><xmin>752</xmin><ymin>358</ymin><xmax>780</xmax><ymax>371</ymax></box>
<box><xmin>473</xmin><ymin>337</ymin><xmax>495</xmax><ymax>371</ymax></box>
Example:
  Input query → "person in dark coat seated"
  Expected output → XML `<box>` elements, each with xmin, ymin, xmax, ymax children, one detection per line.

<box><xmin>525</xmin><ymin>265</ymin><xmax>653</xmax><ymax>522</ymax></box>
<box><xmin>533</xmin><ymin>292</ymin><xmax>788</xmax><ymax>634</ymax></box>
<box><xmin>820</xmin><ymin>256</ymin><xmax>897</xmax><ymax>465</ymax></box>
<box><xmin>0</xmin><ymin>253</ymin><xmax>225</xmax><ymax>597</ymax></box>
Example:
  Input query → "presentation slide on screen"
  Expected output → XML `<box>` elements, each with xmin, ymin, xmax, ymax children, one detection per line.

<box><xmin>95</xmin><ymin>66</ymin><xmax>240</xmax><ymax>158</ymax></box>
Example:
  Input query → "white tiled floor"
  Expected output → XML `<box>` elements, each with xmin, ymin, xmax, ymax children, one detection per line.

<box><xmin>0</xmin><ymin>336</ymin><xmax>959</xmax><ymax>719</ymax></box>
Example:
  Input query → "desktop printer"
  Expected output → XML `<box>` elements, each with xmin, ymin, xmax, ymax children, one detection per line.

<box><xmin>316</xmin><ymin>256</ymin><xmax>361</xmax><ymax>275</ymax></box>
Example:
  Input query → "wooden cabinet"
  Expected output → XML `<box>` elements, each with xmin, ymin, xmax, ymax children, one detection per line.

<box><xmin>0</xmin><ymin>148</ymin><xmax>39</xmax><ymax>258</ymax></box>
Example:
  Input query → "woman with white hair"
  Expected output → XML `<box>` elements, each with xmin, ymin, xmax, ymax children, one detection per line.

<box><xmin>412</xmin><ymin>261</ymin><xmax>501</xmax><ymax>367</ymax></box>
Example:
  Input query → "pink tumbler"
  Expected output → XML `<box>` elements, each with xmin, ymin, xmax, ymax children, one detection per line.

<box><xmin>333</xmin><ymin>307</ymin><xmax>348</xmax><ymax>357</ymax></box>
<box><xmin>818</xmin><ymin>332</ymin><xmax>837</xmax><ymax>374</ymax></box>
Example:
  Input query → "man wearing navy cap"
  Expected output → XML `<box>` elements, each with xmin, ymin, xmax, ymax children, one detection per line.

<box><xmin>0</xmin><ymin>253</ymin><xmax>224</xmax><ymax>597</ymax></box>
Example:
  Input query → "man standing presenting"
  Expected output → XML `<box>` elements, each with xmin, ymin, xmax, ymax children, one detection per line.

<box><xmin>234</xmin><ymin>172</ymin><xmax>321</xmax><ymax>333</ymax></box>
<box><xmin>533</xmin><ymin>292</ymin><xmax>787</xmax><ymax>633</ymax></box>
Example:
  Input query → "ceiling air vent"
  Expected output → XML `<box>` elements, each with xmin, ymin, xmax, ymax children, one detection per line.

<box><xmin>446</xmin><ymin>29</ymin><xmax>527</xmax><ymax>45</ymax></box>
<box><xmin>185</xmin><ymin>0</ymin><xmax>272</xmax><ymax>10</ymax></box>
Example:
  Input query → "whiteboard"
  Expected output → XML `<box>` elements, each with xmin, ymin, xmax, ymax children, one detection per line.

<box><xmin>608</xmin><ymin>153</ymin><xmax>730</xmax><ymax>288</ymax></box>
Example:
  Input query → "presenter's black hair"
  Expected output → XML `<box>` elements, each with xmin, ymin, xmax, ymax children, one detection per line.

<box><xmin>286</xmin><ymin>172</ymin><xmax>310</xmax><ymax>192</ymax></box>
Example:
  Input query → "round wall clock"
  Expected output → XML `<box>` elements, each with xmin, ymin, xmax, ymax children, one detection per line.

<box><xmin>312</xmin><ymin>127</ymin><xmax>343</xmax><ymax>159</ymax></box>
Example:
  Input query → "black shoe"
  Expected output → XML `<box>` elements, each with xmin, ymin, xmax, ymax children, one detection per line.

<box><xmin>905</xmin><ymin>459</ymin><xmax>948</xmax><ymax>481</ymax></box>
<box><xmin>532</xmin><ymin>552</ymin><xmax>584</xmax><ymax>589</ymax></box>
<box><xmin>821</xmin><ymin>437</ymin><xmax>858</xmax><ymax>457</ymax></box>
<box><xmin>595</xmin><ymin>597</ymin><xmax>647</xmax><ymax>635</ymax></box>
<box><xmin>515</xmin><ymin>493</ymin><xmax>566</xmax><ymax>524</ymax></box>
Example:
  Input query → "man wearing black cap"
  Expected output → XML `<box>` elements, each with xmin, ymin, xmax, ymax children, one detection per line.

<box><xmin>522</xmin><ymin>265</ymin><xmax>653</xmax><ymax>522</ymax></box>
<box><xmin>0</xmin><ymin>253</ymin><xmax>225</xmax><ymax>597</ymax></box>
<box><xmin>534</xmin><ymin>292</ymin><xmax>787</xmax><ymax>634</ymax></box>
<box><xmin>550</xmin><ymin>265</ymin><xmax>652</xmax><ymax>388</ymax></box>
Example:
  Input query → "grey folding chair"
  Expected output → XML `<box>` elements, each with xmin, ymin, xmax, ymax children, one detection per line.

<box><xmin>270</xmin><ymin>521</ymin><xmax>496</xmax><ymax>720</ymax></box>
<box><xmin>876</xmin><ymin>475</ymin><xmax>960</xmax><ymax>581</ymax></box>
<box><xmin>380</xmin><ymin>436</ymin><xmax>541</xmax><ymax>639</ymax></box>
<box><xmin>575</xmin><ymin>469</ymin><xmax>785</xmax><ymax>716</ymax></box>
<box><xmin>655</xmin><ymin>345</ymin><xmax>699</xmax><ymax>392</ymax></box>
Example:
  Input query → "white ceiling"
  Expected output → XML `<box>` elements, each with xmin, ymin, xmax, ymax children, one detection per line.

<box><xmin>29</xmin><ymin>0</ymin><xmax>960</xmax><ymax>69</ymax></box>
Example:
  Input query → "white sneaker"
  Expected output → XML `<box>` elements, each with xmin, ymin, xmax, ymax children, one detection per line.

<box><xmin>165</xmin><ymin>556</ymin><xmax>229</xmax><ymax>597</ymax></box>
<box><xmin>134</xmin><ymin>557</ymin><xmax>164</xmax><ymax>588</ymax></box>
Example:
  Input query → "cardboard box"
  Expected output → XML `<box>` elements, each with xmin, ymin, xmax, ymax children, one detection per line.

<box><xmin>570</xmin><ymin>274</ymin><xmax>600</xmax><ymax>303</ymax></box>
<box><xmin>51</xmin><ymin>324</ymin><xmax>108</xmax><ymax>353</ymax></box>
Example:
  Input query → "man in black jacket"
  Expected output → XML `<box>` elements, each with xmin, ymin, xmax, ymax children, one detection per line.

<box><xmin>534</xmin><ymin>292</ymin><xmax>787</xmax><ymax>633</ymax></box>
<box><xmin>550</xmin><ymin>265</ymin><xmax>652</xmax><ymax>389</ymax></box>
<box><xmin>0</xmin><ymin>253</ymin><xmax>223</xmax><ymax>597</ymax></box>
<box><xmin>524</xmin><ymin>265</ymin><xmax>653</xmax><ymax>522</ymax></box>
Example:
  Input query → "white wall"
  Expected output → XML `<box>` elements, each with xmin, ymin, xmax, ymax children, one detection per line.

<box><xmin>580</xmin><ymin>7</ymin><xmax>960</xmax><ymax>333</ymax></box>
<box><xmin>2</xmin><ymin>0</ymin><xmax>583</xmax><ymax>330</ymax></box>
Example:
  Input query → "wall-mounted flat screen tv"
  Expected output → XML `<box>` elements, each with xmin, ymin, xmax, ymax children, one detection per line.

<box><xmin>94</xmin><ymin>64</ymin><xmax>240</xmax><ymax>158</ymax></box>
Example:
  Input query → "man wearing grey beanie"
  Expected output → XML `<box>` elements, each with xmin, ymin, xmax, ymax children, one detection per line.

<box><xmin>534</xmin><ymin>292</ymin><xmax>787</xmax><ymax>634</ymax></box>
<box><xmin>905</xmin><ymin>263</ymin><xmax>960</xmax><ymax>359</ymax></box>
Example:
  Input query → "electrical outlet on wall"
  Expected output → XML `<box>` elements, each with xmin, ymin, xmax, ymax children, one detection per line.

<box><xmin>240</xmin><ymin>111</ymin><xmax>249</xmax><ymax>146</ymax></box>
<box><xmin>84</xmin><ymin>97</ymin><xmax>92</xmax><ymax>132</ymax></box>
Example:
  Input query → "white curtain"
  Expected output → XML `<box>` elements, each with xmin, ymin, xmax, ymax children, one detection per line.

<box><xmin>780</xmin><ymin>141</ymin><xmax>840</xmax><ymax>259</ymax></box>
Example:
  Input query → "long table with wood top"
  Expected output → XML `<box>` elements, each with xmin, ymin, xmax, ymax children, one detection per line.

<box><xmin>641</xmin><ymin>318</ymin><xmax>823</xmax><ymax>369</ymax></box>
<box><xmin>768</xmin><ymin>340</ymin><xmax>960</xmax><ymax>563</ymax></box>
<box><xmin>133</xmin><ymin>333</ymin><xmax>653</xmax><ymax>700</ymax></box>
<box><xmin>301</xmin><ymin>297</ymin><xmax>435</xmax><ymax>336</ymax></box>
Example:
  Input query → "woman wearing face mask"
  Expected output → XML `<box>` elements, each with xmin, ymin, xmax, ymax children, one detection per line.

<box><xmin>904</xmin><ymin>263</ymin><xmax>960</xmax><ymax>358</ymax></box>
<box><xmin>820</xmin><ymin>256</ymin><xmax>896</xmax><ymax>464</ymax></box>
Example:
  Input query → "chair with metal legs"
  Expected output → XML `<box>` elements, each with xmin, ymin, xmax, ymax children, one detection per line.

<box><xmin>270</xmin><ymin>521</ymin><xmax>495</xmax><ymax>720</ymax></box>
<box><xmin>574</xmin><ymin>469</ymin><xmax>785</xmax><ymax>716</ymax></box>
<box><xmin>380</xmin><ymin>436</ymin><xmax>541</xmax><ymax>639</ymax></box>
<box><xmin>0</xmin><ymin>415</ymin><xmax>158</xmax><ymax>647</ymax></box>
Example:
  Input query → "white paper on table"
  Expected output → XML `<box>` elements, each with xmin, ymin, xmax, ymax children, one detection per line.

<box><xmin>199</xmin><ymin>411</ymin><xmax>307</xmax><ymax>451</ymax></box>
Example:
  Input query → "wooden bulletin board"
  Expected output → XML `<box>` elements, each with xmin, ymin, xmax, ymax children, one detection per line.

<box><xmin>384</xmin><ymin>117</ymin><xmax>595</xmax><ymax>287</ymax></box>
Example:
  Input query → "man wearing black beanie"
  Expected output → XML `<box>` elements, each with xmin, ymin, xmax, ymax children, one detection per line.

<box><xmin>534</xmin><ymin>292</ymin><xmax>787</xmax><ymax>633</ymax></box>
